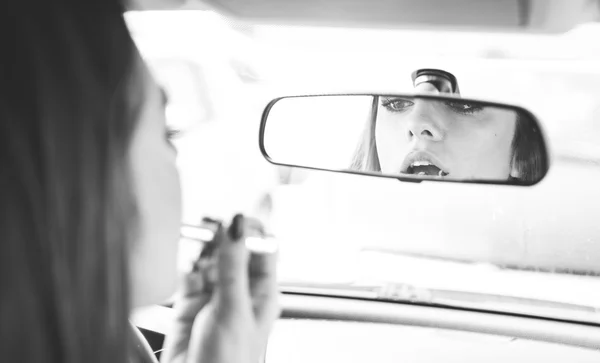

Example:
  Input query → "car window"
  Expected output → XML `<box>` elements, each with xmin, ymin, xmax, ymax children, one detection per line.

<box><xmin>127</xmin><ymin>11</ymin><xmax>600</xmax><ymax>323</ymax></box>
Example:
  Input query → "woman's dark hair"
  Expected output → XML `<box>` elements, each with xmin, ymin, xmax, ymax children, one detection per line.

<box><xmin>350</xmin><ymin>96</ymin><xmax>381</xmax><ymax>171</ymax></box>
<box><xmin>0</xmin><ymin>3</ymin><xmax>141</xmax><ymax>363</ymax></box>
<box><xmin>510</xmin><ymin>109</ymin><xmax>549</xmax><ymax>184</ymax></box>
<box><xmin>350</xmin><ymin>96</ymin><xmax>548</xmax><ymax>184</ymax></box>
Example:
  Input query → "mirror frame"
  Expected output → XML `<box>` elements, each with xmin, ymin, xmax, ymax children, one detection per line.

<box><xmin>259</xmin><ymin>93</ymin><xmax>551</xmax><ymax>186</ymax></box>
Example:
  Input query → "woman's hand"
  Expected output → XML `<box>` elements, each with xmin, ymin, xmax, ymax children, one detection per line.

<box><xmin>160</xmin><ymin>214</ymin><xmax>280</xmax><ymax>363</ymax></box>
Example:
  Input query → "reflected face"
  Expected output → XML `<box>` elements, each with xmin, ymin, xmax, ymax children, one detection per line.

<box><xmin>129</xmin><ymin>57</ymin><xmax>182</xmax><ymax>308</ymax></box>
<box><xmin>374</xmin><ymin>95</ymin><xmax>517</xmax><ymax>180</ymax></box>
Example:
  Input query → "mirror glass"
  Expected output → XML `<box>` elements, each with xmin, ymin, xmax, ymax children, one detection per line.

<box><xmin>261</xmin><ymin>95</ymin><xmax>549</xmax><ymax>185</ymax></box>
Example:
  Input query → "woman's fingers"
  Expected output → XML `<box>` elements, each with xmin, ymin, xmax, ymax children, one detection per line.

<box><xmin>244</xmin><ymin>214</ymin><xmax>280</xmax><ymax>338</ymax></box>
<box><xmin>214</xmin><ymin>214</ymin><xmax>251</xmax><ymax>308</ymax></box>
<box><xmin>249</xmin><ymin>251</ymin><xmax>280</xmax><ymax>323</ymax></box>
<box><xmin>213</xmin><ymin>214</ymin><xmax>279</xmax><ymax>322</ymax></box>
<box><xmin>160</xmin><ymin>248</ymin><xmax>215</xmax><ymax>363</ymax></box>
<box><xmin>175</xmin><ymin>214</ymin><xmax>279</xmax><ymax>363</ymax></box>
<box><xmin>242</xmin><ymin>216</ymin><xmax>279</xmax><ymax>325</ymax></box>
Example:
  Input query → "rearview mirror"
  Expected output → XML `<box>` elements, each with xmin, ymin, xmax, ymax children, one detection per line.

<box><xmin>260</xmin><ymin>94</ymin><xmax>550</xmax><ymax>186</ymax></box>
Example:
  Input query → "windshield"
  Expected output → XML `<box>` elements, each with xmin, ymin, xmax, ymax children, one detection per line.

<box><xmin>127</xmin><ymin>11</ymin><xmax>600</xmax><ymax>323</ymax></box>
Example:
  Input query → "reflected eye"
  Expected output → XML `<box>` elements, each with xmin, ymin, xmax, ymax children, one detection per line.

<box><xmin>381</xmin><ymin>98</ymin><xmax>414</xmax><ymax>113</ymax></box>
<box><xmin>444</xmin><ymin>101</ymin><xmax>484</xmax><ymax>115</ymax></box>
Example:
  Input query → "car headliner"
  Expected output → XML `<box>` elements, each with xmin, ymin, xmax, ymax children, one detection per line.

<box><xmin>129</xmin><ymin>0</ymin><xmax>600</xmax><ymax>34</ymax></box>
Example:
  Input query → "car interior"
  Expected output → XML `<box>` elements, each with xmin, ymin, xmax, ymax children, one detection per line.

<box><xmin>127</xmin><ymin>0</ymin><xmax>600</xmax><ymax>362</ymax></box>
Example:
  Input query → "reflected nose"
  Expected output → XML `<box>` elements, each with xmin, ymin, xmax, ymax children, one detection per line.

<box><xmin>406</xmin><ymin>105</ymin><xmax>444</xmax><ymax>142</ymax></box>
<box><xmin>407</xmin><ymin>121</ymin><xmax>443</xmax><ymax>142</ymax></box>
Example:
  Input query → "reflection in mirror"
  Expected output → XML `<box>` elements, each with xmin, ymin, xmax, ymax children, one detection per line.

<box><xmin>261</xmin><ymin>95</ymin><xmax>549</xmax><ymax>185</ymax></box>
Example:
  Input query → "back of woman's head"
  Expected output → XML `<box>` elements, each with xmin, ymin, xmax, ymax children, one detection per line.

<box><xmin>0</xmin><ymin>3</ymin><xmax>141</xmax><ymax>362</ymax></box>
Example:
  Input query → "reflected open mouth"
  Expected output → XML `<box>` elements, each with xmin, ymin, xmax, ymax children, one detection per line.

<box><xmin>401</xmin><ymin>152</ymin><xmax>450</xmax><ymax>177</ymax></box>
<box><xmin>406</xmin><ymin>161</ymin><xmax>449</xmax><ymax>177</ymax></box>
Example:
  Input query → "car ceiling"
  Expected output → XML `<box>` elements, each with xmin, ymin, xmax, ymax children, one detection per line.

<box><xmin>129</xmin><ymin>0</ymin><xmax>600</xmax><ymax>33</ymax></box>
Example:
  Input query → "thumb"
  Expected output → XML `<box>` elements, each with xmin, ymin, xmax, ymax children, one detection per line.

<box><xmin>214</xmin><ymin>214</ymin><xmax>251</xmax><ymax>309</ymax></box>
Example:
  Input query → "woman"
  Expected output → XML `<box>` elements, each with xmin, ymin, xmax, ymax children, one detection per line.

<box><xmin>0</xmin><ymin>3</ymin><xmax>278</xmax><ymax>363</ymax></box>
<box><xmin>350</xmin><ymin>70</ymin><xmax>548</xmax><ymax>184</ymax></box>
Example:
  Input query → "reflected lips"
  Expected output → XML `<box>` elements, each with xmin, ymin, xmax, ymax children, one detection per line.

<box><xmin>401</xmin><ymin>151</ymin><xmax>449</xmax><ymax>177</ymax></box>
